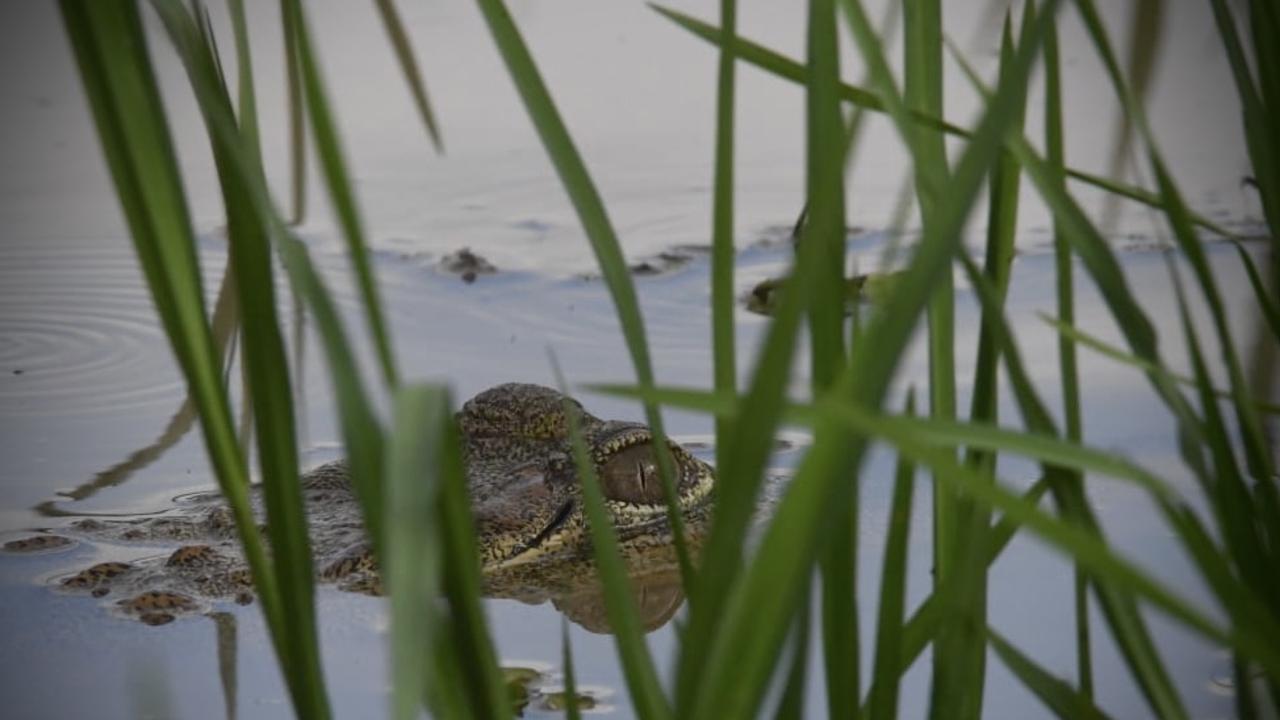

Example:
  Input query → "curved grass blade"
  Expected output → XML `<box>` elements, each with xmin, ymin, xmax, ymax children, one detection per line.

<box><xmin>561</xmin><ymin>618</ymin><xmax>582</xmax><ymax>720</ymax></box>
<box><xmin>277</xmin><ymin>236</ymin><xmax>386</xmax><ymax>549</ymax></box>
<box><xmin>650</xmin><ymin>3</ymin><xmax>1237</xmax><ymax>239</ymax></box>
<box><xmin>472</xmin><ymin>0</ymin><xmax>691</xmax><ymax>593</ymax></box>
<box><xmin>434</xmin><ymin>396</ymin><xmax>511</xmax><ymax>719</ymax></box>
<box><xmin>867</xmin><ymin>417</ymin><xmax>916</xmax><ymax>720</ymax></box>
<box><xmin>373</xmin><ymin>0</ymin><xmax>444</xmax><ymax>152</ymax></box>
<box><xmin>59</xmin><ymin>1</ymin><xmax>330</xmax><ymax>713</ymax></box>
<box><xmin>279</xmin><ymin>0</ymin><xmax>306</xmax><ymax>224</ymax></box>
<box><xmin>551</xmin><ymin>358</ymin><xmax>672</xmax><ymax>720</ymax></box>
<box><xmin>987</xmin><ymin>628</ymin><xmax>1114</xmax><ymax>719</ymax></box>
<box><xmin>772</xmin><ymin>594</ymin><xmax>813</xmax><ymax>720</ymax></box>
<box><xmin>1231</xmin><ymin>241</ymin><xmax>1280</xmax><ymax>340</ymax></box>
<box><xmin>385</xmin><ymin>385</ymin><xmax>448</xmax><ymax>720</ymax></box>
<box><xmin>1039</xmin><ymin>316</ymin><xmax>1280</xmax><ymax>415</ymax></box>
<box><xmin>225</xmin><ymin>0</ymin><xmax>260</xmax><ymax>161</ymax></box>
<box><xmin>682</xmin><ymin>5</ymin><xmax>1062</xmax><ymax>716</ymax></box>
<box><xmin>709</xmin><ymin>0</ymin><xmax>737</xmax><ymax>475</ymax></box>
<box><xmin>148</xmin><ymin>3</ymin><xmax>334</xmax><ymax>713</ymax></box>
<box><xmin>804</xmin><ymin>1</ymin><xmax>856</xmax><ymax>716</ymax></box>
<box><xmin>280</xmin><ymin>0</ymin><xmax>399</xmax><ymax>389</ymax></box>
<box><xmin>1073</xmin><ymin>0</ymin><xmax>1274</xmax><ymax>482</ymax></box>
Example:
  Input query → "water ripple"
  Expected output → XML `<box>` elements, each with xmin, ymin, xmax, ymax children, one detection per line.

<box><xmin>0</xmin><ymin>241</ymin><xmax>186</xmax><ymax>416</ymax></box>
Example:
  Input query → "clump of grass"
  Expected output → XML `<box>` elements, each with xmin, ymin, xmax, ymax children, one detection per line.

<box><xmin>61</xmin><ymin>0</ymin><xmax>1278</xmax><ymax>718</ymax></box>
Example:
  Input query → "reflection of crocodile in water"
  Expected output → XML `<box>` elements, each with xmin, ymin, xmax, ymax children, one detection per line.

<box><xmin>21</xmin><ymin>384</ymin><xmax>715</xmax><ymax>629</ymax></box>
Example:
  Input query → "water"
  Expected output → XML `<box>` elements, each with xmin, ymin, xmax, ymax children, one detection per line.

<box><xmin>0</xmin><ymin>0</ymin><xmax>1271</xmax><ymax>718</ymax></box>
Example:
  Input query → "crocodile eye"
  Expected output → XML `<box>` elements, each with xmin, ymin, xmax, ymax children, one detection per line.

<box><xmin>599</xmin><ymin>443</ymin><xmax>665</xmax><ymax>504</ymax></box>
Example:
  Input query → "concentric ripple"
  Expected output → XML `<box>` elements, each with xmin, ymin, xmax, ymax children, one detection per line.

<box><xmin>0</xmin><ymin>239</ymin><xmax>189</xmax><ymax>416</ymax></box>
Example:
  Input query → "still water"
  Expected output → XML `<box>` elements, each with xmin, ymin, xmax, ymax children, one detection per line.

<box><xmin>0</xmin><ymin>0</ymin><xmax>1269</xmax><ymax>717</ymax></box>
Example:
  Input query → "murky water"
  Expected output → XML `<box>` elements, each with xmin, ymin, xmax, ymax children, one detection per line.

<box><xmin>0</xmin><ymin>0</ymin><xmax>1271</xmax><ymax>718</ymax></box>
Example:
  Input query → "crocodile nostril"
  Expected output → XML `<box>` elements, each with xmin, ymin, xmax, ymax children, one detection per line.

<box><xmin>599</xmin><ymin>443</ymin><xmax>665</xmax><ymax>504</ymax></box>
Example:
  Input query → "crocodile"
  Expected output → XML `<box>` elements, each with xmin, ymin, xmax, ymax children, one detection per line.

<box><xmin>37</xmin><ymin>383</ymin><xmax>715</xmax><ymax>628</ymax></box>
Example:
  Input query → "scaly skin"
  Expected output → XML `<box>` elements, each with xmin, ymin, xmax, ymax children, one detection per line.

<box><xmin>46</xmin><ymin>384</ymin><xmax>715</xmax><ymax>628</ymax></box>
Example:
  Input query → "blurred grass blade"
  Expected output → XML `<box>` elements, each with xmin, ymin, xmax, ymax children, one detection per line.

<box><xmin>1172</xmin><ymin>267</ymin><xmax>1280</xmax><ymax>700</ymax></box>
<box><xmin>1075</xmin><ymin>0</ymin><xmax>1274</xmax><ymax>483</ymax></box>
<box><xmin>1039</xmin><ymin>315</ymin><xmax>1280</xmax><ymax>415</ymax></box>
<box><xmin>277</xmin><ymin>236</ymin><xmax>387</xmax><ymax>548</ymax></box>
<box><xmin>649</xmin><ymin>2</ymin><xmax>1236</xmax><ymax>238</ymax></box>
<box><xmin>373</xmin><ymin>0</ymin><xmax>444</xmax><ymax>151</ymax></box>
<box><xmin>987</xmin><ymin>628</ymin><xmax>1114</xmax><ymax>719</ymax></box>
<box><xmin>279</xmin><ymin>0</ymin><xmax>306</xmax><ymax>224</ymax></box>
<box><xmin>473</xmin><ymin>0</ymin><xmax>692</xmax><ymax>591</ymax></box>
<box><xmin>772</xmin><ymin>596</ymin><xmax>812</xmax><ymax>720</ymax></box>
<box><xmin>684</xmin><ymin>4</ymin><xmax>1062</xmax><ymax>716</ymax></box>
<box><xmin>1232</xmin><ymin>241</ymin><xmax>1280</xmax><ymax>339</ymax></box>
<box><xmin>434</xmin><ymin>395</ymin><xmax>511</xmax><ymax>718</ymax></box>
<box><xmin>1207</xmin><ymin>0</ymin><xmax>1280</xmax><ymax>238</ymax></box>
<box><xmin>225</xmin><ymin>0</ymin><xmax>260</xmax><ymax>161</ymax></box>
<box><xmin>950</xmin><ymin>243</ymin><xmax>1188</xmax><ymax>719</ymax></box>
<box><xmin>386</xmin><ymin>385</ymin><xmax>448</xmax><ymax>720</ymax></box>
<box><xmin>551</xmin><ymin>358</ymin><xmax>672</xmax><ymax>720</ymax></box>
<box><xmin>709</xmin><ymin>0</ymin><xmax>737</xmax><ymax>474</ymax></box>
<box><xmin>59</xmin><ymin>0</ymin><xmax>335</xmax><ymax>714</ymax></box>
<box><xmin>280</xmin><ymin>0</ymin><xmax>399</xmax><ymax>389</ymax></box>
<box><xmin>804</xmin><ymin>0</ymin><xmax>855</xmax><ymax>716</ymax></box>
<box><xmin>561</xmin><ymin>618</ymin><xmax>582</xmax><ymax>720</ymax></box>
<box><xmin>825</xmin><ymin>403</ymin><xmax>1280</xmax><ymax>677</ymax></box>
<box><xmin>149</xmin><ymin>2</ymin><xmax>333</xmax><ymax>714</ymax></box>
<box><xmin>868</xmin><ymin>417</ymin><xmax>916</xmax><ymax>720</ymax></box>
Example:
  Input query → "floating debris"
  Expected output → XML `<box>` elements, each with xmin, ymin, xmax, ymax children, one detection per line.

<box><xmin>440</xmin><ymin>247</ymin><xmax>498</xmax><ymax>283</ymax></box>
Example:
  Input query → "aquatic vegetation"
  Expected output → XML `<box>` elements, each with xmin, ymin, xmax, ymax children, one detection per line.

<box><xmin>56</xmin><ymin>0</ymin><xmax>1278</xmax><ymax>718</ymax></box>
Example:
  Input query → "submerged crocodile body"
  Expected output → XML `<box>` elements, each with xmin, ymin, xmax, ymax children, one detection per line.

<box><xmin>46</xmin><ymin>384</ymin><xmax>715</xmax><ymax>628</ymax></box>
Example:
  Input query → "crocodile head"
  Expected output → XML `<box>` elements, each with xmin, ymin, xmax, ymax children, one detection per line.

<box><xmin>459</xmin><ymin>384</ymin><xmax>715</xmax><ymax>568</ymax></box>
<box><xmin>38</xmin><ymin>383</ymin><xmax>715</xmax><ymax>628</ymax></box>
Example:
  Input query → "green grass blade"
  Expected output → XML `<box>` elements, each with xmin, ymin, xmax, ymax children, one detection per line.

<box><xmin>435</xmin><ymin>397</ymin><xmax>512</xmax><ymax>719</ymax></box>
<box><xmin>952</xmin><ymin>246</ymin><xmax>1189</xmax><ymax>720</ymax></box>
<box><xmin>805</xmin><ymin>0</ymin><xmax>855</xmax><ymax>716</ymax></box>
<box><xmin>683</xmin><ymin>5</ymin><xmax>1061</xmax><ymax>715</ymax></box>
<box><xmin>1208</xmin><ymin>0</ymin><xmax>1280</xmax><ymax>237</ymax></box>
<box><xmin>385</xmin><ymin>386</ymin><xmax>449</xmax><ymax>720</ymax></box>
<box><xmin>279</xmin><ymin>0</ymin><xmax>306</xmax><ymax>224</ymax></box>
<box><xmin>472</xmin><ymin>0</ymin><xmax>692</xmax><ymax>593</ymax></box>
<box><xmin>551</xmin><ymin>359</ymin><xmax>672</xmax><ymax>720</ymax></box>
<box><xmin>1076</xmin><ymin>0</ymin><xmax>1275</xmax><ymax>486</ymax></box>
<box><xmin>561</xmin><ymin>618</ymin><xmax>582</xmax><ymax>720</ymax></box>
<box><xmin>1232</xmin><ymin>241</ymin><xmax>1280</xmax><ymax>340</ymax></box>
<box><xmin>896</xmin><ymin>475</ymin><xmax>1051</xmax><ymax>673</ymax></box>
<box><xmin>280</xmin><ymin>0</ymin><xmax>399</xmax><ymax>389</ymax></box>
<box><xmin>805</xmin><ymin>0</ymin><xmax>848</xmax><ymax>391</ymax></box>
<box><xmin>987</xmin><ymin>628</ymin><xmax>1114</xmax><ymax>719</ymax></box>
<box><xmin>225</xmin><ymin>0</ymin><xmax>260</xmax><ymax>161</ymax></box>
<box><xmin>1043</xmin><ymin>6</ymin><xmax>1091</xmax><ymax>696</ymax></box>
<box><xmin>651</xmin><ymin>3</ymin><xmax>956</xmax><ymax>134</ymax></box>
<box><xmin>709</xmin><ymin>0</ymin><xmax>737</xmax><ymax>474</ymax></box>
<box><xmin>1038</xmin><ymin>316</ymin><xmax>1280</xmax><ymax>415</ymax></box>
<box><xmin>772</xmin><ymin>595</ymin><xmax>813</xmax><ymax>720</ymax></box>
<box><xmin>831</xmin><ymin>405</ymin><xmax>1280</xmax><ymax>677</ymax></box>
<box><xmin>1172</xmin><ymin>269</ymin><xmax>1280</xmax><ymax>634</ymax></box>
<box><xmin>649</xmin><ymin>3</ymin><xmax>1237</xmax><ymax>238</ymax></box>
<box><xmin>276</xmin><ymin>236</ymin><xmax>386</xmax><ymax>549</ymax></box>
<box><xmin>58</xmin><ymin>0</ymin><xmax>323</xmax><ymax>712</ymax></box>
<box><xmin>373</xmin><ymin>0</ymin><xmax>444</xmax><ymax>151</ymax></box>
<box><xmin>148</xmin><ymin>3</ymin><xmax>334</xmax><ymax>713</ymax></box>
<box><xmin>868</xmin><ymin>416</ymin><xmax>916</xmax><ymax>720</ymax></box>
<box><xmin>673</xmin><ymin>231</ymin><xmax>807</xmax><ymax>709</ymax></box>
